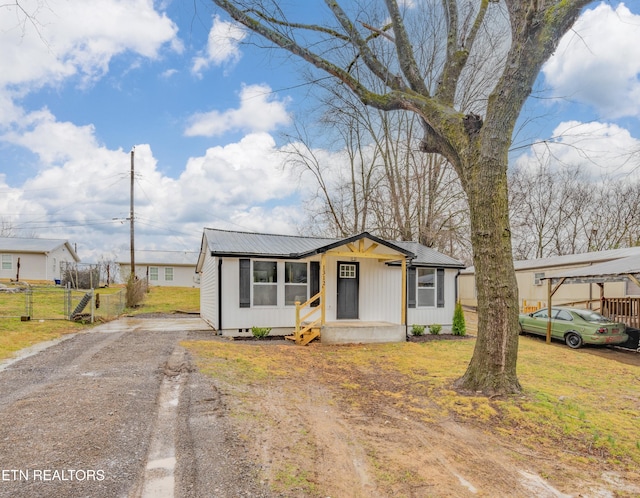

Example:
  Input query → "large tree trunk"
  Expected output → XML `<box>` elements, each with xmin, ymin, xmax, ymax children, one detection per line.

<box><xmin>455</xmin><ymin>155</ymin><xmax>521</xmax><ymax>394</ymax></box>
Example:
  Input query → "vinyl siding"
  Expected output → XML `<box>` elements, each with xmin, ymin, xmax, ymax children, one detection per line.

<box><xmin>199</xmin><ymin>254</ymin><xmax>218</xmax><ymax>329</ymax></box>
<box><xmin>407</xmin><ymin>269</ymin><xmax>458</xmax><ymax>327</ymax></box>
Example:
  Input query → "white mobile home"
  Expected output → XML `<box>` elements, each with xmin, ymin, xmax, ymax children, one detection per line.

<box><xmin>0</xmin><ymin>237</ymin><xmax>80</xmax><ymax>282</ymax></box>
<box><xmin>458</xmin><ymin>247</ymin><xmax>640</xmax><ymax>310</ymax></box>
<box><xmin>196</xmin><ymin>229</ymin><xmax>464</xmax><ymax>344</ymax></box>
<box><xmin>118</xmin><ymin>250</ymin><xmax>199</xmax><ymax>287</ymax></box>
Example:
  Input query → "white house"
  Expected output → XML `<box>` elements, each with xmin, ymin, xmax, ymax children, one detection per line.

<box><xmin>117</xmin><ymin>250</ymin><xmax>199</xmax><ymax>287</ymax></box>
<box><xmin>196</xmin><ymin>229</ymin><xmax>465</xmax><ymax>344</ymax></box>
<box><xmin>0</xmin><ymin>237</ymin><xmax>80</xmax><ymax>282</ymax></box>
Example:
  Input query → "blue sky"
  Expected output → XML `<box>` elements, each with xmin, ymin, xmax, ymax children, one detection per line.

<box><xmin>1</xmin><ymin>0</ymin><xmax>639</xmax><ymax>263</ymax></box>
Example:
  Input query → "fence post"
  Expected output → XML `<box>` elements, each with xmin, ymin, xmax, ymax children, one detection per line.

<box><xmin>90</xmin><ymin>289</ymin><xmax>95</xmax><ymax>323</ymax></box>
<box><xmin>24</xmin><ymin>288</ymin><xmax>32</xmax><ymax>319</ymax></box>
<box><xmin>65</xmin><ymin>287</ymin><xmax>71</xmax><ymax>319</ymax></box>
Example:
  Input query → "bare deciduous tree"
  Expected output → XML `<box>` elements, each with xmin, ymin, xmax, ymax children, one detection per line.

<box><xmin>510</xmin><ymin>163</ymin><xmax>640</xmax><ymax>259</ymax></box>
<box><xmin>285</xmin><ymin>88</ymin><xmax>470</xmax><ymax>261</ymax></box>
<box><xmin>212</xmin><ymin>0</ymin><xmax>593</xmax><ymax>395</ymax></box>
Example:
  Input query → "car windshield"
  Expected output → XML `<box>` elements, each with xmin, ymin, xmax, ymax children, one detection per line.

<box><xmin>572</xmin><ymin>309</ymin><xmax>610</xmax><ymax>323</ymax></box>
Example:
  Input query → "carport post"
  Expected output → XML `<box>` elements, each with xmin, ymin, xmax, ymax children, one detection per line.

<box><xmin>546</xmin><ymin>279</ymin><xmax>552</xmax><ymax>344</ymax></box>
<box><xmin>545</xmin><ymin>276</ymin><xmax>566</xmax><ymax>344</ymax></box>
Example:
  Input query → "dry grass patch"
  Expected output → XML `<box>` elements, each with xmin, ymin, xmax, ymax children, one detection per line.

<box><xmin>126</xmin><ymin>286</ymin><xmax>199</xmax><ymax>314</ymax></box>
<box><xmin>185</xmin><ymin>336</ymin><xmax>640</xmax><ymax>479</ymax></box>
<box><xmin>0</xmin><ymin>318</ymin><xmax>85</xmax><ymax>362</ymax></box>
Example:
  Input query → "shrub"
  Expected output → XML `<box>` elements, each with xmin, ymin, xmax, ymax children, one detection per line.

<box><xmin>429</xmin><ymin>323</ymin><xmax>442</xmax><ymax>335</ymax></box>
<box><xmin>452</xmin><ymin>301</ymin><xmax>466</xmax><ymax>336</ymax></box>
<box><xmin>411</xmin><ymin>324</ymin><xmax>426</xmax><ymax>336</ymax></box>
<box><xmin>251</xmin><ymin>326</ymin><xmax>272</xmax><ymax>339</ymax></box>
<box><xmin>125</xmin><ymin>275</ymin><xmax>146</xmax><ymax>308</ymax></box>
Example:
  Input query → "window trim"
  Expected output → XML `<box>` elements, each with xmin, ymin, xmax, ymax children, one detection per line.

<box><xmin>164</xmin><ymin>267</ymin><xmax>174</xmax><ymax>281</ymax></box>
<box><xmin>252</xmin><ymin>260</ymin><xmax>278</xmax><ymax>306</ymax></box>
<box><xmin>284</xmin><ymin>261</ymin><xmax>308</xmax><ymax>307</ymax></box>
<box><xmin>417</xmin><ymin>267</ymin><xmax>436</xmax><ymax>308</ymax></box>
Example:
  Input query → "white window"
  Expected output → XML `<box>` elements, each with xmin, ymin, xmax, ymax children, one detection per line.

<box><xmin>534</xmin><ymin>272</ymin><xmax>545</xmax><ymax>286</ymax></box>
<box><xmin>285</xmin><ymin>262</ymin><xmax>307</xmax><ymax>306</ymax></box>
<box><xmin>417</xmin><ymin>268</ymin><xmax>436</xmax><ymax>307</ymax></box>
<box><xmin>1</xmin><ymin>254</ymin><xmax>11</xmax><ymax>270</ymax></box>
<box><xmin>164</xmin><ymin>267</ymin><xmax>174</xmax><ymax>281</ymax></box>
<box><xmin>149</xmin><ymin>267</ymin><xmax>159</xmax><ymax>281</ymax></box>
<box><xmin>253</xmin><ymin>261</ymin><xmax>277</xmax><ymax>306</ymax></box>
<box><xmin>339</xmin><ymin>264</ymin><xmax>357</xmax><ymax>278</ymax></box>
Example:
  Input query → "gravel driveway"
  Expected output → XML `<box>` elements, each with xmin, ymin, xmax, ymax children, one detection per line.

<box><xmin>0</xmin><ymin>316</ymin><xmax>272</xmax><ymax>498</ymax></box>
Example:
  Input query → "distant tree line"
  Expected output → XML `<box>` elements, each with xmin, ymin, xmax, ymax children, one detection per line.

<box><xmin>509</xmin><ymin>164</ymin><xmax>640</xmax><ymax>260</ymax></box>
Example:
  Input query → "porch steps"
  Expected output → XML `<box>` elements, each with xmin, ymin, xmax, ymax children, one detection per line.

<box><xmin>285</xmin><ymin>324</ymin><xmax>321</xmax><ymax>346</ymax></box>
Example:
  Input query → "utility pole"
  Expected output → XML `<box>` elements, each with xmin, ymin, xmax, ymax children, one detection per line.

<box><xmin>130</xmin><ymin>147</ymin><xmax>135</xmax><ymax>280</ymax></box>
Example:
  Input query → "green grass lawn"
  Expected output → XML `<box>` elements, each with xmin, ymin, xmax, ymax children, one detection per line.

<box><xmin>0</xmin><ymin>285</ymin><xmax>200</xmax><ymax>362</ymax></box>
<box><xmin>126</xmin><ymin>285</ymin><xmax>200</xmax><ymax>314</ymax></box>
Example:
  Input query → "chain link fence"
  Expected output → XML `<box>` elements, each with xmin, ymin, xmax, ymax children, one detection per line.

<box><xmin>0</xmin><ymin>282</ymin><xmax>125</xmax><ymax>322</ymax></box>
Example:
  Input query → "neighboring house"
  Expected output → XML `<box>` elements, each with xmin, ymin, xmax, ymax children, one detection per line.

<box><xmin>118</xmin><ymin>250</ymin><xmax>199</xmax><ymax>287</ymax></box>
<box><xmin>459</xmin><ymin>247</ymin><xmax>640</xmax><ymax>309</ymax></box>
<box><xmin>0</xmin><ymin>237</ymin><xmax>80</xmax><ymax>282</ymax></box>
<box><xmin>196</xmin><ymin>228</ymin><xmax>465</xmax><ymax>343</ymax></box>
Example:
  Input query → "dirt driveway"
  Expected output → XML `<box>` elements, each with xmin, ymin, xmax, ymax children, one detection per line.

<box><xmin>0</xmin><ymin>316</ymin><xmax>270</xmax><ymax>498</ymax></box>
<box><xmin>0</xmin><ymin>316</ymin><xmax>638</xmax><ymax>497</ymax></box>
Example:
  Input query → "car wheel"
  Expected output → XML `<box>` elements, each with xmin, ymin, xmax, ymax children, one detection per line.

<box><xmin>565</xmin><ymin>332</ymin><xmax>583</xmax><ymax>349</ymax></box>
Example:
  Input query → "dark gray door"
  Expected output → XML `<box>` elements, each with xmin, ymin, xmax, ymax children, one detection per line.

<box><xmin>337</xmin><ymin>262</ymin><xmax>359</xmax><ymax>319</ymax></box>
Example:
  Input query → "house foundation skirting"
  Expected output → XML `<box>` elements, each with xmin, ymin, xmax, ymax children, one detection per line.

<box><xmin>320</xmin><ymin>321</ymin><xmax>405</xmax><ymax>344</ymax></box>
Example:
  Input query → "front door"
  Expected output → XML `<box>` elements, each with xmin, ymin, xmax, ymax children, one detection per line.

<box><xmin>337</xmin><ymin>262</ymin><xmax>359</xmax><ymax>319</ymax></box>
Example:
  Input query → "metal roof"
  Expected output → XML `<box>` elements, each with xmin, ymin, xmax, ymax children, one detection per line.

<box><xmin>200</xmin><ymin>228</ymin><xmax>464</xmax><ymax>267</ymax></box>
<box><xmin>116</xmin><ymin>250</ymin><xmax>199</xmax><ymax>266</ymax></box>
<box><xmin>0</xmin><ymin>237</ymin><xmax>80</xmax><ymax>261</ymax></box>
<box><xmin>543</xmin><ymin>255</ymin><xmax>640</xmax><ymax>283</ymax></box>
<box><xmin>461</xmin><ymin>246</ymin><xmax>640</xmax><ymax>274</ymax></box>
<box><xmin>202</xmin><ymin>228</ymin><xmax>341</xmax><ymax>257</ymax></box>
<box><xmin>393</xmin><ymin>241</ymin><xmax>466</xmax><ymax>268</ymax></box>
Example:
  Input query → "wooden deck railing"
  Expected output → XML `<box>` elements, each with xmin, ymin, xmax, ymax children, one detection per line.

<box><xmin>602</xmin><ymin>297</ymin><xmax>640</xmax><ymax>328</ymax></box>
<box><xmin>521</xmin><ymin>300</ymin><xmax>542</xmax><ymax>313</ymax></box>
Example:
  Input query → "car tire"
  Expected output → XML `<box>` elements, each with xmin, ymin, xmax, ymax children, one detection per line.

<box><xmin>565</xmin><ymin>332</ymin><xmax>583</xmax><ymax>349</ymax></box>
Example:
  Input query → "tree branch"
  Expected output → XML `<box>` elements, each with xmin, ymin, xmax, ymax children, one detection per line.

<box><xmin>384</xmin><ymin>0</ymin><xmax>429</xmax><ymax>95</ymax></box>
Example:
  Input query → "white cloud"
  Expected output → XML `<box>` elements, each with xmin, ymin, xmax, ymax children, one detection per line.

<box><xmin>192</xmin><ymin>15</ymin><xmax>246</xmax><ymax>77</ymax></box>
<box><xmin>178</xmin><ymin>133</ymin><xmax>297</xmax><ymax>208</ymax></box>
<box><xmin>0</xmin><ymin>0</ymin><xmax>181</xmax><ymax>91</ymax></box>
<box><xmin>0</xmin><ymin>106</ymin><xmax>305</xmax><ymax>260</ymax></box>
<box><xmin>2</xmin><ymin>108</ymin><xmax>99</xmax><ymax>164</ymax></box>
<box><xmin>514</xmin><ymin>121</ymin><xmax>640</xmax><ymax>179</ymax></box>
<box><xmin>543</xmin><ymin>3</ymin><xmax>640</xmax><ymax>119</ymax></box>
<box><xmin>184</xmin><ymin>84</ymin><xmax>291</xmax><ymax>137</ymax></box>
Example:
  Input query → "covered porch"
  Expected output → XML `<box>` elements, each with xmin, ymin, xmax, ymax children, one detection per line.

<box><xmin>287</xmin><ymin>235</ymin><xmax>413</xmax><ymax>345</ymax></box>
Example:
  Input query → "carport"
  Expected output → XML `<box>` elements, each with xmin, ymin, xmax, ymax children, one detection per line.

<box><xmin>540</xmin><ymin>255</ymin><xmax>640</xmax><ymax>348</ymax></box>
